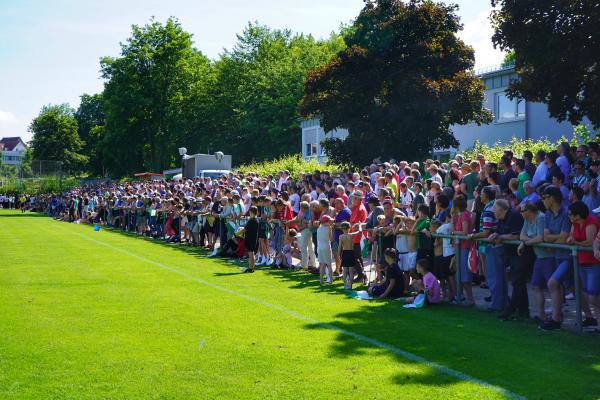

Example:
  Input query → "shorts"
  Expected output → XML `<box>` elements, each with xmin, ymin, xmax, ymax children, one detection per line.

<box><xmin>341</xmin><ymin>250</ymin><xmax>357</xmax><ymax>269</ymax></box>
<box><xmin>531</xmin><ymin>257</ymin><xmax>556</xmax><ymax>288</ymax></box>
<box><xmin>434</xmin><ymin>255</ymin><xmax>452</xmax><ymax>279</ymax></box>
<box><xmin>579</xmin><ymin>264</ymin><xmax>600</xmax><ymax>295</ymax></box>
<box><xmin>550</xmin><ymin>258</ymin><xmax>573</xmax><ymax>286</ymax></box>
<box><xmin>398</xmin><ymin>252</ymin><xmax>417</xmax><ymax>272</ymax></box>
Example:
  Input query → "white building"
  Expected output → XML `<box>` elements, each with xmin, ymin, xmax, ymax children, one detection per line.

<box><xmin>300</xmin><ymin>118</ymin><xmax>349</xmax><ymax>163</ymax></box>
<box><xmin>0</xmin><ymin>137</ymin><xmax>27</xmax><ymax>166</ymax></box>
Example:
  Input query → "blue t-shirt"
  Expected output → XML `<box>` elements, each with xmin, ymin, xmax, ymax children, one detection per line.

<box><xmin>544</xmin><ymin>207</ymin><xmax>571</xmax><ymax>259</ymax></box>
<box><xmin>334</xmin><ymin>207</ymin><xmax>352</xmax><ymax>242</ymax></box>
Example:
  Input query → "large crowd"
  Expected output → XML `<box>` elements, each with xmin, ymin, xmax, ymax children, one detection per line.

<box><xmin>12</xmin><ymin>140</ymin><xmax>600</xmax><ymax>332</ymax></box>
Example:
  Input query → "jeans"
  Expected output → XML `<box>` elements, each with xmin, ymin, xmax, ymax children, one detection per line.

<box><xmin>487</xmin><ymin>245</ymin><xmax>508</xmax><ymax>311</ymax></box>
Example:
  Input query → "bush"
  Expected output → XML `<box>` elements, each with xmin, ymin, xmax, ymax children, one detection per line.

<box><xmin>236</xmin><ymin>154</ymin><xmax>345</xmax><ymax>180</ymax></box>
<box><xmin>461</xmin><ymin>124</ymin><xmax>597</xmax><ymax>162</ymax></box>
<box><xmin>0</xmin><ymin>176</ymin><xmax>81</xmax><ymax>196</ymax></box>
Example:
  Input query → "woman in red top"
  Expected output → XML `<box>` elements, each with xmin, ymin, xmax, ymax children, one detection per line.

<box><xmin>568</xmin><ymin>201</ymin><xmax>600</xmax><ymax>331</ymax></box>
<box><xmin>451</xmin><ymin>195</ymin><xmax>474</xmax><ymax>306</ymax></box>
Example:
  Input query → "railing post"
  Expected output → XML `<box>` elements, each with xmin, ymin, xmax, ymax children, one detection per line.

<box><xmin>572</xmin><ymin>247</ymin><xmax>583</xmax><ymax>334</ymax></box>
<box><xmin>455</xmin><ymin>237</ymin><xmax>462</xmax><ymax>305</ymax></box>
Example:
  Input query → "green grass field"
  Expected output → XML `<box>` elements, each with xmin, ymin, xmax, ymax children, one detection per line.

<box><xmin>1</xmin><ymin>209</ymin><xmax>599</xmax><ymax>400</ymax></box>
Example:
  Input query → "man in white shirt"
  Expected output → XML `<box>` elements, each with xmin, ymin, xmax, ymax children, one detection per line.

<box><xmin>429</xmin><ymin>164</ymin><xmax>443</xmax><ymax>186</ymax></box>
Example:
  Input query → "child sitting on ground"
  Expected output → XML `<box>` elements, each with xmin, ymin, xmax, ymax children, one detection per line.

<box><xmin>275</xmin><ymin>229</ymin><xmax>297</xmax><ymax>269</ymax></box>
<box><xmin>368</xmin><ymin>248</ymin><xmax>405</xmax><ymax>299</ymax></box>
<box><xmin>405</xmin><ymin>258</ymin><xmax>441</xmax><ymax>304</ymax></box>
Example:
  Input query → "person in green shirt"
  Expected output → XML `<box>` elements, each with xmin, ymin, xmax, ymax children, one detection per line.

<box><xmin>460</xmin><ymin>160</ymin><xmax>480</xmax><ymax>210</ymax></box>
<box><xmin>515</xmin><ymin>159</ymin><xmax>530</xmax><ymax>199</ymax></box>
<box><xmin>412</xmin><ymin>203</ymin><xmax>432</xmax><ymax>261</ymax></box>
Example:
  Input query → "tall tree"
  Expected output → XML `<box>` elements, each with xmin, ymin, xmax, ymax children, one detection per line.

<box><xmin>203</xmin><ymin>23</ymin><xmax>345</xmax><ymax>163</ymax></box>
<box><xmin>100</xmin><ymin>17</ymin><xmax>211</xmax><ymax>176</ymax></box>
<box><xmin>75</xmin><ymin>93</ymin><xmax>105</xmax><ymax>176</ymax></box>
<box><xmin>28</xmin><ymin>104</ymin><xmax>87</xmax><ymax>173</ymax></box>
<box><xmin>491</xmin><ymin>0</ymin><xmax>600</xmax><ymax>127</ymax></box>
<box><xmin>301</xmin><ymin>0</ymin><xmax>492</xmax><ymax>166</ymax></box>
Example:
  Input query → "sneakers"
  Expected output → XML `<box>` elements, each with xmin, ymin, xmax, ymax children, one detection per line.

<box><xmin>539</xmin><ymin>319</ymin><xmax>562</xmax><ymax>331</ymax></box>
<box><xmin>208</xmin><ymin>249</ymin><xmax>218</xmax><ymax>258</ymax></box>
<box><xmin>266</xmin><ymin>257</ymin><xmax>274</xmax><ymax>266</ymax></box>
<box><xmin>240</xmin><ymin>267</ymin><xmax>254</xmax><ymax>273</ymax></box>
<box><xmin>565</xmin><ymin>292</ymin><xmax>575</xmax><ymax>300</ymax></box>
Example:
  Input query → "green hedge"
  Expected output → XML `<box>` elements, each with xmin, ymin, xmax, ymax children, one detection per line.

<box><xmin>236</xmin><ymin>154</ymin><xmax>344</xmax><ymax>180</ymax></box>
<box><xmin>461</xmin><ymin>125</ymin><xmax>596</xmax><ymax>162</ymax></box>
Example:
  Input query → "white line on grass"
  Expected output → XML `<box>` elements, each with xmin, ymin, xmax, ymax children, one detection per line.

<box><xmin>60</xmin><ymin>225</ymin><xmax>526</xmax><ymax>400</ymax></box>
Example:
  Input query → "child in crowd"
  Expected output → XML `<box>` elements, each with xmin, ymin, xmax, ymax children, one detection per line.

<box><xmin>405</xmin><ymin>258</ymin><xmax>441</xmax><ymax>304</ymax></box>
<box><xmin>276</xmin><ymin>229</ymin><xmax>297</xmax><ymax>269</ymax></box>
<box><xmin>242</xmin><ymin>206</ymin><xmax>259</xmax><ymax>273</ymax></box>
<box><xmin>338</xmin><ymin>221</ymin><xmax>363</xmax><ymax>290</ymax></box>
<box><xmin>368</xmin><ymin>248</ymin><xmax>405</xmax><ymax>299</ymax></box>
<box><xmin>317</xmin><ymin>215</ymin><xmax>334</xmax><ymax>284</ymax></box>
<box><xmin>434</xmin><ymin>213</ymin><xmax>456</xmax><ymax>301</ymax></box>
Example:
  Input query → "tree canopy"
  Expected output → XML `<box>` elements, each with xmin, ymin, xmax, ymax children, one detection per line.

<box><xmin>301</xmin><ymin>0</ymin><xmax>492</xmax><ymax>166</ymax></box>
<box><xmin>28</xmin><ymin>104</ymin><xmax>87</xmax><ymax>173</ymax></box>
<box><xmin>100</xmin><ymin>17</ymin><xmax>211</xmax><ymax>176</ymax></box>
<box><xmin>492</xmin><ymin>0</ymin><xmax>600</xmax><ymax>128</ymax></box>
<box><xmin>74</xmin><ymin>93</ymin><xmax>105</xmax><ymax>176</ymax></box>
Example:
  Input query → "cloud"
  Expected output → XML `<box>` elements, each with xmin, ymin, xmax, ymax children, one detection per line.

<box><xmin>0</xmin><ymin>110</ymin><xmax>30</xmax><ymax>139</ymax></box>
<box><xmin>0</xmin><ymin>110</ymin><xmax>17</xmax><ymax>124</ymax></box>
<box><xmin>458</xmin><ymin>10</ymin><xmax>505</xmax><ymax>70</ymax></box>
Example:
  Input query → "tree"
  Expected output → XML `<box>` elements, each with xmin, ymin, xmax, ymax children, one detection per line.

<box><xmin>28</xmin><ymin>104</ymin><xmax>87</xmax><ymax>173</ymax></box>
<box><xmin>301</xmin><ymin>0</ymin><xmax>492</xmax><ymax>166</ymax></box>
<box><xmin>100</xmin><ymin>17</ymin><xmax>211</xmax><ymax>176</ymax></box>
<box><xmin>75</xmin><ymin>93</ymin><xmax>105</xmax><ymax>176</ymax></box>
<box><xmin>501</xmin><ymin>50</ymin><xmax>515</xmax><ymax>67</ymax></box>
<box><xmin>491</xmin><ymin>0</ymin><xmax>600</xmax><ymax>127</ymax></box>
<box><xmin>202</xmin><ymin>23</ymin><xmax>345</xmax><ymax>164</ymax></box>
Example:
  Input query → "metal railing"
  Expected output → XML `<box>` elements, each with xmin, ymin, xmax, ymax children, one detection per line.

<box><xmin>432</xmin><ymin>233</ymin><xmax>591</xmax><ymax>334</ymax></box>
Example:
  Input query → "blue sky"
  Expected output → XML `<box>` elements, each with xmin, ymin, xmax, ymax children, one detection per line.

<box><xmin>0</xmin><ymin>0</ymin><xmax>504</xmax><ymax>141</ymax></box>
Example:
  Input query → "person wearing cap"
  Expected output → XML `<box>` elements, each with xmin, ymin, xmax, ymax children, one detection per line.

<box><xmin>349</xmin><ymin>190</ymin><xmax>368</xmax><ymax>282</ymax></box>
<box><xmin>317</xmin><ymin>214</ymin><xmax>334</xmax><ymax>284</ymax></box>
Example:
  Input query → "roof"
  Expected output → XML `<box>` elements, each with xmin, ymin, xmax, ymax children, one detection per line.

<box><xmin>0</xmin><ymin>137</ymin><xmax>26</xmax><ymax>151</ymax></box>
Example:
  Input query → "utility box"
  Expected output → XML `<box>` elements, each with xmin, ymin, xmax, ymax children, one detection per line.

<box><xmin>182</xmin><ymin>153</ymin><xmax>232</xmax><ymax>178</ymax></box>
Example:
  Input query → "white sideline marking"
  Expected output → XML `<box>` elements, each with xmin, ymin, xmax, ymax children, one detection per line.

<box><xmin>59</xmin><ymin>225</ymin><xmax>525</xmax><ymax>400</ymax></box>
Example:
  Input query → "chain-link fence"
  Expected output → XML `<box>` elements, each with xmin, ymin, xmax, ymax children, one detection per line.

<box><xmin>0</xmin><ymin>160</ymin><xmax>75</xmax><ymax>195</ymax></box>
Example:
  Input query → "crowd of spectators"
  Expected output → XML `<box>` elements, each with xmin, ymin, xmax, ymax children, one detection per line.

<box><xmin>14</xmin><ymin>140</ymin><xmax>600</xmax><ymax>332</ymax></box>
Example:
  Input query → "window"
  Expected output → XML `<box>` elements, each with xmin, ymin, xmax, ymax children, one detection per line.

<box><xmin>311</xmin><ymin>143</ymin><xmax>317</xmax><ymax>156</ymax></box>
<box><xmin>306</xmin><ymin>143</ymin><xmax>312</xmax><ymax>156</ymax></box>
<box><xmin>496</xmin><ymin>93</ymin><xmax>525</xmax><ymax>121</ymax></box>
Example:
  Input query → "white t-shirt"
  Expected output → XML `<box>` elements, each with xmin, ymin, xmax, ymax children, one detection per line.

<box><xmin>290</xmin><ymin>193</ymin><xmax>300</xmax><ymax>214</ymax></box>
<box><xmin>436</xmin><ymin>223</ymin><xmax>455</xmax><ymax>257</ymax></box>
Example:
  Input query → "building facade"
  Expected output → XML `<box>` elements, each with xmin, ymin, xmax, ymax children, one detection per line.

<box><xmin>300</xmin><ymin>64</ymin><xmax>596</xmax><ymax>162</ymax></box>
<box><xmin>0</xmin><ymin>137</ymin><xmax>27</xmax><ymax>166</ymax></box>
<box><xmin>447</xmin><ymin>64</ymin><xmax>595</xmax><ymax>156</ymax></box>
<box><xmin>300</xmin><ymin>118</ymin><xmax>348</xmax><ymax>162</ymax></box>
